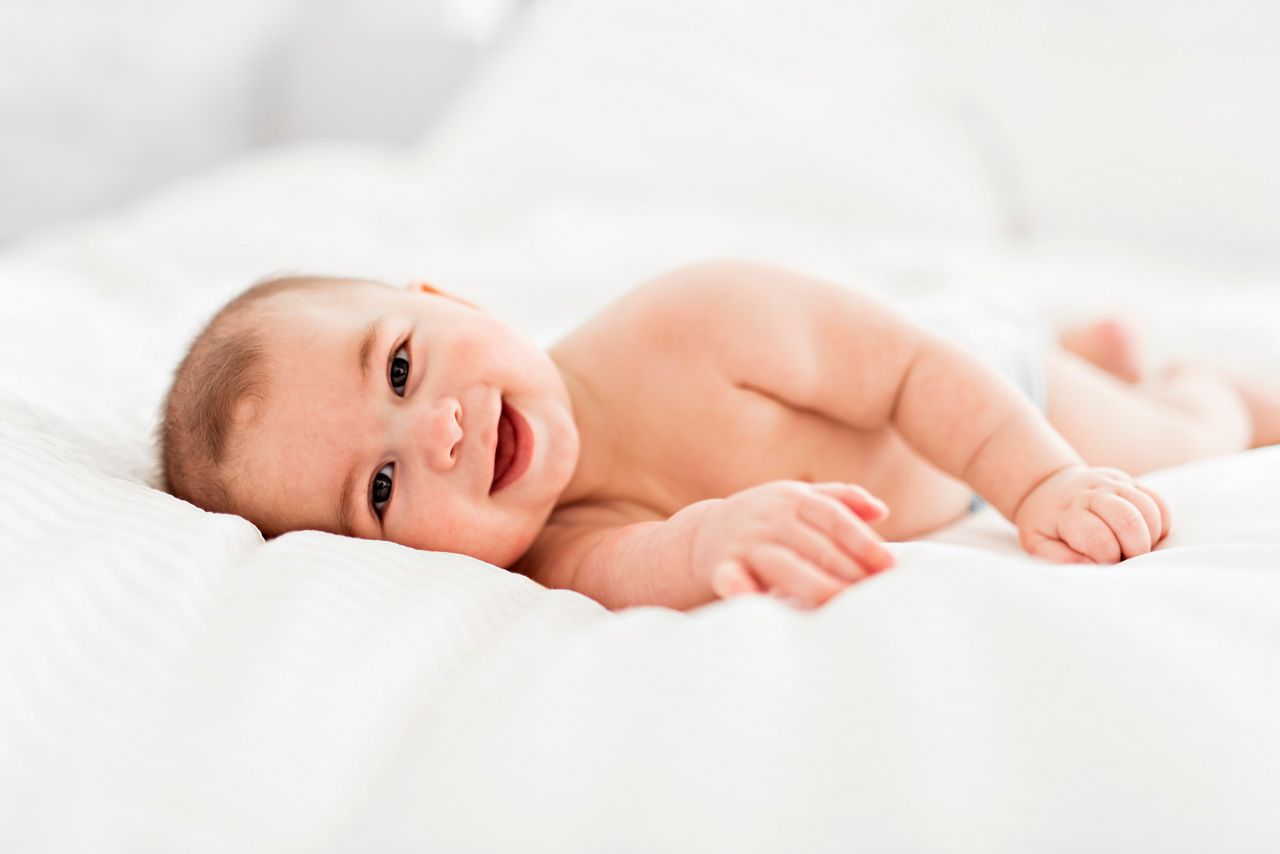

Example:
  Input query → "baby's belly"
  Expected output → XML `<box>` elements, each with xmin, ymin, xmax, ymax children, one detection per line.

<box><xmin>838</xmin><ymin>433</ymin><xmax>977</xmax><ymax>541</ymax></box>
<box><xmin>778</xmin><ymin>427</ymin><xmax>975</xmax><ymax>541</ymax></box>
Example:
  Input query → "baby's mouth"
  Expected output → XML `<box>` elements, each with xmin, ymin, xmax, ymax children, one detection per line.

<box><xmin>491</xmin><ymin>404</ymin><xmax>515</xmax><ymax>492</ymax></box>
<box><xmin>490</xmin><ymin>399</ymin><xmax>527</xmax><ymax>494</ymax></box>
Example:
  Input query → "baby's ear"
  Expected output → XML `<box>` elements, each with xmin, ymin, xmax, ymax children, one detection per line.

<box><xmin>409</xmin><ymin>281</ymin><xmax>442</xmax><ymax>296</ymax></box>
<box><xmin>406</xmin><ymin>281</ymin><xmax>479</xmax><ymax>309</ymax></box>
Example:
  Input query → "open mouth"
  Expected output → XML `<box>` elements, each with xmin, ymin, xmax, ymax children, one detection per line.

<box><xmin>490</xmin><ymin>399</ymin><xmax>532</xmax><ymax>494</ymax></box>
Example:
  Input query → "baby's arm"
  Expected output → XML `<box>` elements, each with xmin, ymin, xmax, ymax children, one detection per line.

<box><xmin>517</xmin><ymin>482</ymin><xmax>895</xmax><ymax>610</ymax></box>
<box><xmin>671</xmin><ymin>260</ymin><xmax>1168</xmax><ymax>562</ymax></box>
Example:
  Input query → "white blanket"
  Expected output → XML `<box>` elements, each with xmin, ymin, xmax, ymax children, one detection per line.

<box><xmin>4</xmin><ymin>0</ymin><xmax>1280</xmax><ymax>850</ymax></box>
<box><xmin>3</xmin><ymin>402</ymin><xmax>1279</xmax><ymax>851</ymax></box>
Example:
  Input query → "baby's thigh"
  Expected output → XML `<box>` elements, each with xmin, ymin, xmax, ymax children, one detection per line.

<box><xmin>1044</xmin><ymin>350</ymin><xmax>1244</xmax><ymax>473</ymax></box>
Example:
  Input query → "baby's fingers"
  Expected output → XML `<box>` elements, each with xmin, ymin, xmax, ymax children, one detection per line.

<box><xmin>1137</xmin><ymin>484</ymin><xmax>1173</xmax><ymax>545</ymax></box>
<box><xmin>1024</xmin><ymin>532</ymin><xmax>1092</xmax><ymax>564</ymax></box>
<box><xmin>710</xmin><ymin>560</ymin><xmax>764</xmax><ymax>599</ymax></box>
<box><xmin>1090</xmin><ymin>493</ymin><xmax>1152</xmax><ymax>558</ymax></box>
<box><xmin>745</xmin><ymin>544</ymin><xmax>846</xmax><ymax>608</ymax></box>
<box><xmin>799</xmin><ymin>492</ymin><xmax>895</xmax><ymax>573</ymax></box>
<box><xmin>1061</xmin><ymin>508</ymin><xmax>1122</xmax><ymax>564</ymax></box>
<box><xmin>785</xmin><ymin>523</ymin><xmax>872</xmax><ymax>583</ymax></box>
<box><xmin>1118</xmin><ymin>486</ymin><xmax>1163</xmax><ymax>546</ymax></box>
<box><xmin>811</xmin><ymin>482</ymin><xmax>890</xmax><ymax>523</ymax></box>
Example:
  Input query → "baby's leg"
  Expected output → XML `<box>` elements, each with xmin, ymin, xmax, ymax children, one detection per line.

<box><xmin>1058</xmin><ymin>318</ymin><xmax>1145</xmax><ymax>384</ymax></box>
<box><xmin>1228</xmin><ymin>371</ymin><xmax>1280</xmax><ymax>447</ymax></box>
<box><xmin>1044</xmin><ymin>351</ymin><xmax>1257</xmax><ymax>475</ymax></box>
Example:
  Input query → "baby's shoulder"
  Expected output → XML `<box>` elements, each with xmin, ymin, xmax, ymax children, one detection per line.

<box><xmin>551</xmin><ymin>259</ymin><xmax>849</xmax><ymax>394</ymax></box>
<box><xmin>624</xmin><ymin>258</ymin><xmax>790</xmax><ymax>316</ymax></box>
<box><xmin>567</xmin><ymin>259</ymin><xmax>809</xmax><ymax>349</ymax></box>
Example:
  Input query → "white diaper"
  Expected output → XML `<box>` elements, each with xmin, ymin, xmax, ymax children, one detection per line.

<box><xmin>900</xmin><ymin>290</ymin><xmax>1051</xmax><ymax>413</ymax></box>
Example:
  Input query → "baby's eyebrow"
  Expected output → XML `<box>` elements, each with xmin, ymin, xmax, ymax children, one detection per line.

<box><xmin>357</xmin><ymin>319</ymin><xmax>379</xmax><ymax>382</ymax></box>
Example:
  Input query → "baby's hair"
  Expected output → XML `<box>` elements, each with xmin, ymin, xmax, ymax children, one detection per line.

<box><xmin>159</xmin><ymin>273</ymin><xmax>385</xmax><ymax>513</ymax></box>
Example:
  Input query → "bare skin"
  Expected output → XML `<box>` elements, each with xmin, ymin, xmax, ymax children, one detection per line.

<box><xmin>1059</xmin><ymin>318</ymin><xmax>1145</xmax><ymax>384</ymax></box>
<box><xmin>525</xmin><ymin>266</ymin><xmax>1269</xmax><ymax>607</ymax></box>
<box><xmin>225</xmin><ymin>262</ymin><xmax>1276</xmax><ymax>611</ymax></box>
<box><xmin>1051</xmin><ymin>320</ymin><xmax>1267</xmax><ymax>472</ymax></box>
<box><xmin>1059</xmin><ymin>316</ymin><xmax>1280</xmax><ymax>449</ymax></box>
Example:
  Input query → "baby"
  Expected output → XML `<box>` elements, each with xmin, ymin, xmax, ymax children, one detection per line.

<box><xmin>160</xmin><ymin>260</ymin><xmax>1278</xmax><ymax>610</ymax></box>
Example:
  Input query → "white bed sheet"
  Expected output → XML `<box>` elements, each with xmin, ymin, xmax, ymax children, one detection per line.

<box><xmin>3</xmin><ymin>393</ymin><xmax>1279</xmax><ymax>852</ymax></box>
<box><xmin>4</xmin><ymin>1</ymin><xmax>1280</xmax><ymax>851</ymax></box>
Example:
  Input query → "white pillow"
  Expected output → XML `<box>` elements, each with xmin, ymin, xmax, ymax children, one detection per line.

<box><xmin>418</xmin><ymin>0</ymin><xmax>1280</xmax><ymax>259</ymax></box>
<box><xmin>908</xmin><ymin>0</ymin><xmax>1280</xmax><ymax>256</ymax></box>
<box><xmin>414</xmin><ymin>0</ymin><xmax>1006</xmax><ymax>238</ymax></box>
<box><xmin>0</xmin><ymin>0</ymin><xmax>291</xmax><ymax>242</ymax></box>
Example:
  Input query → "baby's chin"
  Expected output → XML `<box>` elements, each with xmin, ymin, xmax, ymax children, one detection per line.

<box><xmin>460</xmin><ymin>530</ymin><xmax>539</xmax><ymax>569</ymax></box>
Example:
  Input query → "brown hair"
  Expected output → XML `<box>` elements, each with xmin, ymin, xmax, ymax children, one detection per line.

<box><xmin>159</xmin><ymin>274</ymin><xmax>373</xmax><ymax>512</ymax></box>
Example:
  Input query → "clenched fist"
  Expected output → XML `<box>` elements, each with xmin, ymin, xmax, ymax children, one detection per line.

<box><xmin>1014</xmin><ymin>465</ymin><xmax>1172</xmax><ymax>563</ymax></box>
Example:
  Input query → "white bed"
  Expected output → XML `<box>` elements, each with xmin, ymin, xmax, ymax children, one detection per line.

<box><xmin>3</xmin><ymin>1</ymin><xmax>1280</xmax><ymax>851</ymax></box>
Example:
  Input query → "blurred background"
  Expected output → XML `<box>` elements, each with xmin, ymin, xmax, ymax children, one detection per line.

<box><xmin>2</xmin><ymin>0</ymin><xmax>1278</xmax><ymax>265</ymax></box>
<box><xmin>0</xmin><ymin>0</ymin><xmax>528</xmax><ymax>245</ymax></box>
<box><xmin>1</xmin><ymin>0</ymin><xmax>1277</xmax><ymax>437</ymax></box>
<box><xmin>1</xmin><ymin>0</ymin><xmax>1278</xmax><ymax>368</ymax></box>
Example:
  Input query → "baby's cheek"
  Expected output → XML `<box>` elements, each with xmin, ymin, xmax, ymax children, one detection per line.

<box><xmin>446</xmin><ymin>335</ymin><xmax>493</xmax><ymax>372</ymax></box>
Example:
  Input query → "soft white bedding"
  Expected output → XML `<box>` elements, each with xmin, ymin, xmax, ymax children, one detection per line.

<box><xmin>3</xmin><ymin>407</ymin><xmax>1279</xmax><ymax>851</ymax></box>
<box><xmin>4</xmin><ymin>0</ymin><xmax>1280</xmax><ymax>851</ymax></box>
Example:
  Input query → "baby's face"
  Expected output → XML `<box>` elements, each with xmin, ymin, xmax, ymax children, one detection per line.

<box><xmin>226</xmin><ymin>282</ymin><xmax>580</xmax><ymax>567</ymax></box>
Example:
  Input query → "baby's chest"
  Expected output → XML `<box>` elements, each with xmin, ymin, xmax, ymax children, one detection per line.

<box><xmin>604</xmin><ymin>374</ymin><xmax>971</xmax><ymax>539</ymax></box>
<box><xmin>608</xmin><ymin>371</ymin><xmax>893</xmax><ymax>510</ymax></box>
<box><xmin>556</xmin><ymin>284</ymin><xmax>971</xmax><ymax>537</ymax></box>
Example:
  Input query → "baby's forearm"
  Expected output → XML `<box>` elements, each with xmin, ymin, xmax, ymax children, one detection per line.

<box><xmin>892</xmin><ymin>338</ymin><xmax>1082</xmax><ymax>520</ymax></box>
<box><xmin>537</xmin><ymin>503</ymin><xmax>715</xmax><ymax>611</ymax></box>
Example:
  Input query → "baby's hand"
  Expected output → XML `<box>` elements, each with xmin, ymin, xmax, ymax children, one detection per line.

<box><xmin>1013</xmin><ymin>465</ymin><xmax>1172</xmax><ymax>564</ymax></box>
<box><xmin>692</xmin><ymin>481</ymin><xmax>896</xmax><ymax>607</ymax></box>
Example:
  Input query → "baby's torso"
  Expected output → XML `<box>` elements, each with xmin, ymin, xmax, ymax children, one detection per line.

<box><xmin>548</xmin><ymin>291</ymin><xmax>973</xmax><ymax>540</ymax></box>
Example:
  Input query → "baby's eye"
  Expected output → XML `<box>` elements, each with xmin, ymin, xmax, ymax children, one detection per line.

<box><xmin>389</xmin><ymin>344</ymin><xmax>410</xmax><ymax>396</ymax></box>
<box><xmin>371</xmin><ymin>463</ymin><xmax>394</xmax><ymax>518</ymax></box>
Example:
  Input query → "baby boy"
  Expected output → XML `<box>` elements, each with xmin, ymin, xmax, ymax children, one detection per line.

<box><xmin>161</xmin><ymin>260</ymin><xmax>1273</xmax><ymax>610</ymax></box>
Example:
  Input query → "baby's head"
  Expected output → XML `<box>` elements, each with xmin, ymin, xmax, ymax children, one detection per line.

<box><xmin>161</xmin><ymin>275</ymin><xmax>580</xmax><ymax>567</ymax></box>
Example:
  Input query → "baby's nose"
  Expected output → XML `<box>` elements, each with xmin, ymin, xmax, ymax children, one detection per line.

<box><xmin>420</xmin><ymin>397</ymin><xmax>463</xmax><ymax>471</ymax></box>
